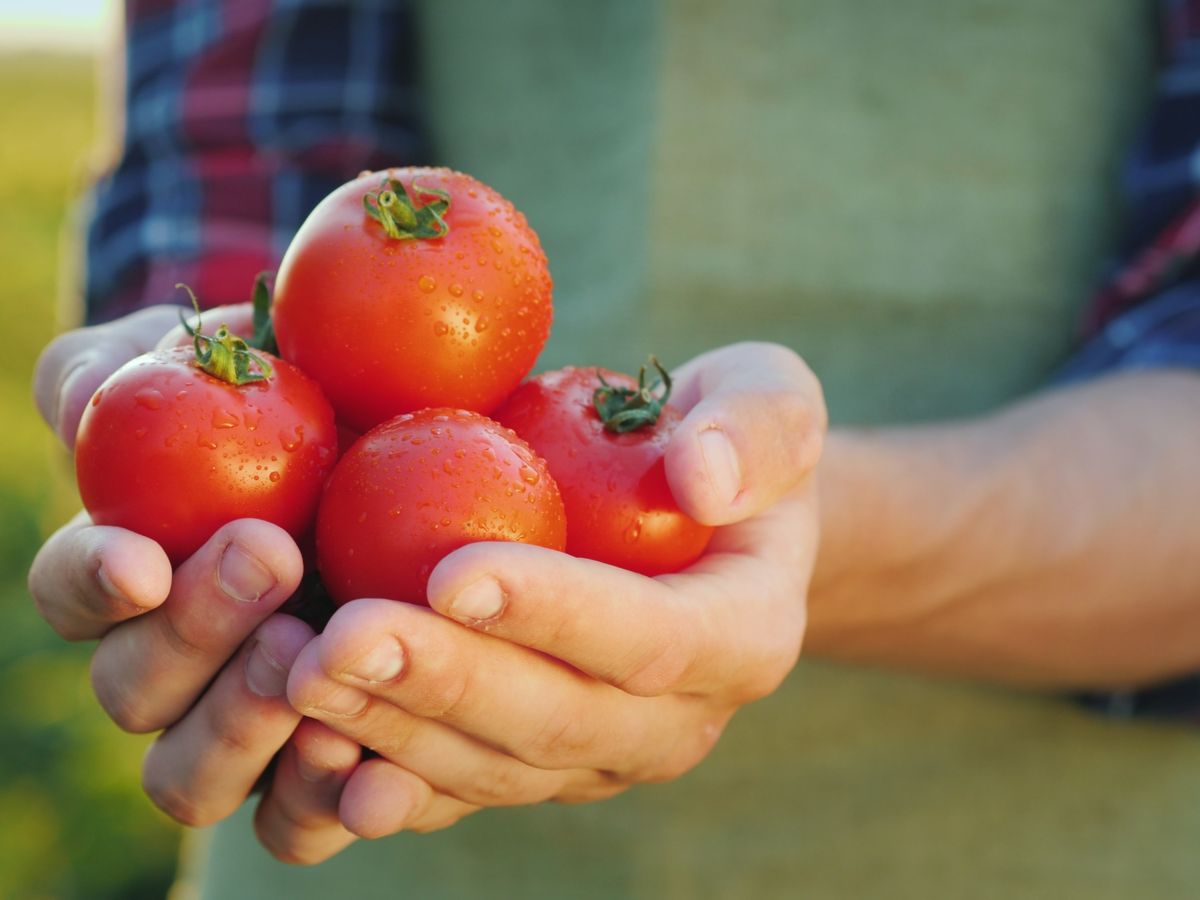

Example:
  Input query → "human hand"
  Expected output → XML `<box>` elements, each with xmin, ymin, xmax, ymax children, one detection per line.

<box><xmin>285</xmin><ymin>342</ymin><xmax>824</xmax><ymax>839</ymax></box>
<box><xmin>29</xmin><ymin>307</ymin><xmax>333</xmax><ymax>833</ymax></box>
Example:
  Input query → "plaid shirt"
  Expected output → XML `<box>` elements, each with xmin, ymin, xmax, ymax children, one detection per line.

<box><xmin>86</xmin><ymin>0</ymin><xmax>1200</xmax><ymax>715</ymax></box>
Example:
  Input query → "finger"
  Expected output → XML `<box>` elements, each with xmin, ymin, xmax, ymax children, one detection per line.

<box><xmin>28</xmin><ymin>512</ymin><xmax>173</xmax><ymax>641</ymax></box>
<box><xmin>289</xmin><ymin>599</ymin><xmax>714</xmax><ymax>777</ymax></box>
<box><xmin>339</xmin><ymin>758</ymin><xmax>479</xmax><ymax>837</ymax></box>
<box><xmin>155</xmin><ymin>302</ymin><xmax>255</xmax><ymax>350</ymax></box>
<box><xmin>34</xmin><ymin>305</ymin><xmax>181</xmax><ymax>448</ymax></box>
<box><xmin>91</xmin><ymin>519</ymin><xmax>303</xmax><ymax>733</ymax></box>
<box><xmin>664</xmin><ymin>341</ymin><xmax>826</xmax><ymax>525</ymax></box>
<box><xmin>141</xmin><ymin>614</ymin><xmax>314</xmax><ymax>828</ymax></box>
<box><xmin>254</xmin><ymin>719</ymin><xmax>361</xmax><ymax>865</ymax></box>
<box><xmin>287</xmin><ymin>631</ymin><xmax>580</xmax><ymax>806</ymax></box>
<box><xmin>428</xmin><ymin>541</ymin><xmax>807</xmax><ymax>702</ymax></box>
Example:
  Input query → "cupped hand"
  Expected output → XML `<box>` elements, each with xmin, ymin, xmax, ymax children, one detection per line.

<box><xmin>30</xmin><ymin>305</ymin><xmax>332</xmax><ymax>835</ymax></box>
<box><xmin>285</xmin><ymin>342</ymin><xmax>824</xmax><ymax>837</ymax></box>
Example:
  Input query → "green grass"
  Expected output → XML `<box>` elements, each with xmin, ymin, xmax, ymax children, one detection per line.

<box><xmin>0</xmin><ymin>52</ymin><xmax>180</xmax><ymax>900</ymax></box>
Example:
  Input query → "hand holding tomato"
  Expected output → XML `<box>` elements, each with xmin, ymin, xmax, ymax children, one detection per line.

<box><xmin>284</xmin><ymin>342</ymin><xmax>824</xmax><ymax>838</ymax></box>
<box><xmin>28</xmin><ymin>310</ymin><xmax>378</xmax><ymax>858</ymax></box>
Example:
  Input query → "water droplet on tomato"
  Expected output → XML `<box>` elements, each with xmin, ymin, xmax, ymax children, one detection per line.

<box><xmin>519</xmin><ymin>465</ymin><xmax>540</xmax><ymax>486</ymax></box>
<box><xmin>433</xmin><ymin>321</ymin><xmax>449</xmax><ymax>337</ymax></box>
<box><xmin>196</xmin><ymin>434</ymin><xmax>218</xmax><ymax>450</ymax></box>
<box><xmin>472</xmin><ymin>289</ymin><xmax>485</xmax><ymax>302</ymax></box>
<box><xmin>280</xmin><ymin>426</ymin><xmax>304</xmax><ymax>452</ymax></box>
<box><xmin>134</xmin><ymin>427</ymin><xmax>148</xmax><ymax>439</ymax></box>
<box><xmin>623</xmin><ymin>518</ymin><xmax>644</xmax><ymax>543</ymax></box>
<box><xmin>488</xmin><ymin>225</ymin><xmax>502</xmax><ymax>238</ymax></box>
<box><xmin>418</xmin><ymin>275</ymin><xmax>437</xmax><ymax>293</ymax></box>
<box><xmin>475</xmin><ymin>316</ymin><xmax>489</xmax><ymax>333</ymax></box>
<box><xmin>134</xmin><ymin>388</ymin><xmax>164</xmax><ymax>410</ymax></box>
<box><xmin>269</xmin><ymin>471</ymin><xmax>281</xmax><ymax>483</ymax></box>
<box><xmin>90</xmin><ymin>390</ymin><xmax>103</xmax><ymax>407</ymax></box>
<box><xmin>211</xmin><ymin>409</ymin><xmax>239</xmax><ymax>429</ymax></box>
<box><xmin>449</xmin><ymin>283</ymin><xmax>464</xmax><ymax>297</ymax></box>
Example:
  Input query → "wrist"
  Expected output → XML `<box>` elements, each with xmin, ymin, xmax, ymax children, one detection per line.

<box><xmin>807</xmin><ymin>422</ymin><xmax>1002</xmax><ymax>658</ymax></box>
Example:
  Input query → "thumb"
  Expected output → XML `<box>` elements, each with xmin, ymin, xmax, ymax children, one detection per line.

<box><xmin>664</xmin><ymin>342</ymin><xmax>825</xmax><ymax>526</ymax></box>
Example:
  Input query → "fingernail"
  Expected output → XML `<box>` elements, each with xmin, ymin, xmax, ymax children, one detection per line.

<box><xmin>313</xmin><ymin>685</ymin><xmax>368</xmax><ymax>717</ymax></box>
<box><xmin>448</xmin><ymin>577</ymin><xmax>504</xmax><ymax>622</ymax></box>
<box><xmin>699</xmin><ymin>428</ymin><xmax>742</xmax><ymax>507</ymax></box>
<box><xmin>245</xmin><ymin>641</ymin><xmax>289</xmax><ymax>698</ymax></box>
<box><xmin>218</xmin><ymin>544</ymin><xmax>275</xmax><ymax>603</ymax></box>
<box><xmin>344</xmin><ymin>638</ymin><xmax>404</xmax><ymax>683</ymax></box>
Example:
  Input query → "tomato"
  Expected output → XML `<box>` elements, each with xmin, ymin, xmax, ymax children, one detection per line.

<box><xmin>316</xmin><ymin>408</ymin><xmax>566</xmax><ymax>606</ymax></box>
<box><xmin>493</xmin><ymin>362</ymin><xmax>713</xmax><ymax>576</ymax></box>
<box><xmin>76</xmin><ymin>331</ymin><xmax>338</xmax><ymax>566</ymax></box>
<box><xmin>273</xmin><ymin>168</ymin><xmax>554</xmax><ymax>433</ymax></box>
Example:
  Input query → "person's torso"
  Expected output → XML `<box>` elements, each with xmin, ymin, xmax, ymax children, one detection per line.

<box><xmin>192</xmin><ymin>4</ymin><xmax>1200</xmax><ymax>899</ymax></box>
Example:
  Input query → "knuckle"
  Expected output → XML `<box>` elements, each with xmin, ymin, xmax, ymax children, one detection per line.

<box><xmin>367</xmin><ymin>712</ymin><xmax>419</xmax><ymax>759</ymax></box>
<box><xmin>462</xmin><ymin>763</ymin><xmax>539</xmax><ymax>807</ymax></box>
<box><xmin>419</xmin><ymin>666</ymin><xmax>474</xmax><ymax>722</ymax></box>
<box><xmin>616</xmin><ymin>636</ymin><xmax>692</xmax><ymax>697</ymax></box>
<box><xmin>205</xmin><ymin>702</ymin><xmax>262</xmax><ymax>757</ymax></box>
<box><xmin>254</xmin><ymin>816</ymin><xmax>328</xmax><ymax>867</ymax></box>
<box><xmin>93</xmin><ymin>664</ymin><xmax>163</xmax><ymax>733</ymax></box>
<box><xmin>156</xmin><ymin>612</ymin><xmax>216</xmax><ymax>664</ymax></box>
<box><xmin>523</xmin><ymin>704</ymin><xmax>593</xmax><ymax>766</ymax></box>
<box><xmin>143</xmin><ymin>775</ymin><xmax>213</xmax><ymax>828</ymax></box>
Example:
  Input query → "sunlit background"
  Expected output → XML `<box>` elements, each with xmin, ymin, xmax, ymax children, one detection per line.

<box><xmin>1</xmin><ymin>2</ymin><xmax>183</xmax><ymax>897</ymax></box>
<box><xmin>0</xmin><ymin>1</ymin><xmax>113</xmax><ymax>50</ymax></box>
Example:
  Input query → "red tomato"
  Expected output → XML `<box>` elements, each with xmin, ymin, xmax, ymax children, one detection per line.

<box><xmin>316</xmin><ymin>408</ymin><xmax>566</xmax><ymax>606</ymax></box>
<box><xmin>493</xmin><ymin>364</ymin><xmax>713</xmax><ymax>576</ymax></box>
<box><xmin>75</xmin><ymin>343</ymin><xmax>338</xmax><ymax>566</ymax></box>
<box><xmin>273</xmin><ymin>168</ymin><xmax>554</xmax><ymax>432</ymax></box>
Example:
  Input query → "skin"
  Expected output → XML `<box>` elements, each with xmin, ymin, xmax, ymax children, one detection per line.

<box><xmin>29</xmin><ymin>307</ymin><xmax>1200</xmax><ymax>864</ymax></box>
<box><xmin>29</xmin><ymin>308</ymin><xmax>820</xmax><ymax>860</ymax></box>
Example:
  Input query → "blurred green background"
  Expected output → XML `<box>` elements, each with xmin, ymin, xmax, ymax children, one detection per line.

<box><xmin>0</xmin><ymin>52</ymin><xmax>181</xmax><ymax>899</ymax></box>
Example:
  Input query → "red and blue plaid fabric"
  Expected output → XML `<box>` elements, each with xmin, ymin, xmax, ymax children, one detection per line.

<box><xmin>85</xmin><ymin>0</ymin><xmax>424</xmax><ymax>321</ymax></box>
<box><xmin>84</xmin><ymin>1</ymin><xmax>1200</xmax><ymax>714</ymax></box>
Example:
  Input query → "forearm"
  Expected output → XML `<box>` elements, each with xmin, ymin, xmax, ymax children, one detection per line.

<box><xmin>808</xmin><ymin>368</ymin><xmax>1200</xmax><ymax>689</ymax></box>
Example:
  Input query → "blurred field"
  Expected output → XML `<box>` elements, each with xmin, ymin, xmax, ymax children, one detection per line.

<box><xmin>0</xmin><ymin>53</ymin><xmax>180</xmax><ymax>899</ymax></box>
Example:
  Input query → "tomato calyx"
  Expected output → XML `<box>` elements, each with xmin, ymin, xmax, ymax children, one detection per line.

<box><xmin>593</xmin><ymin>356</ymin><xmax>673</xmax><ymax>434</ymax></box>
<box><xmin>176</xmin><ymin>283</ymin><xmax>274</xmax><ymax>386</ymax></box>
<box><xmin>362</xmin><ymin>175</ymin><xmax>451</xmax><ymax>241</ymax></box>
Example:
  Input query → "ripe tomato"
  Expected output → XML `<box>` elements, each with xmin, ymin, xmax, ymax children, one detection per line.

<box><xmin>76</xmin><ymin>330</ymin><xmax>338</xmax><ymax>566</ymax></box>
<box><xmin>273</xmin><ymin>168</ymin><xmax>554</xmax><ymax>433</ymax></box>
<box><xmin>493</xmin><ymin>362</ymin><xmax>713</xmax><ymax>576</ymax></box>
<box><xmin>316</xmin><ymin>408</ymin><xmax>566</xmax><ymax>606</ymax></box>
